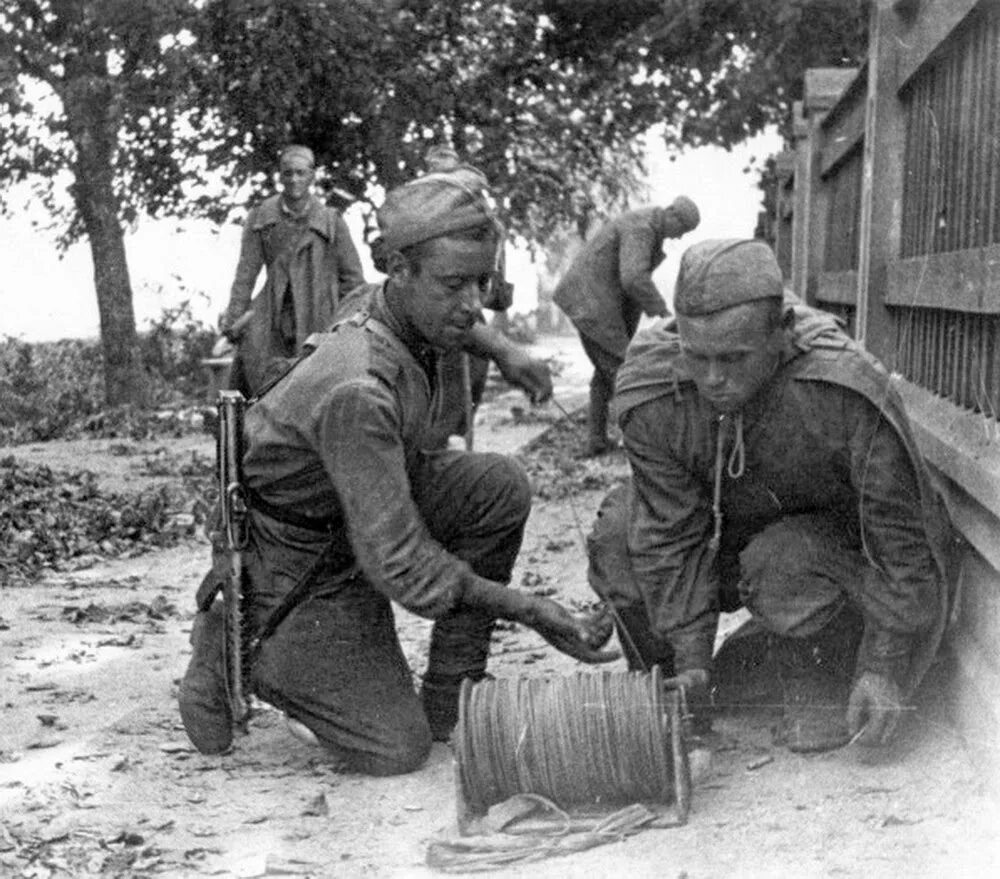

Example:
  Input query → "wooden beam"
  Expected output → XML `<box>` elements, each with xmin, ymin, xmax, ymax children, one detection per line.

<box><xmin>885</xmin><ymin>245</ymin><xmax>1000</xmax><ymax>313</ymax></box>
<box><xmin>856</xmin><ymin>0</ymin><xmax>910</xmax><ymax>359</ymax></box>
<box><xmin>895</xmin><ymin>0</ymin><xmax>981</xmax><ymax>90</ymax></box>
<box><xmin>816</xmin><ymin>269</ymin><xmax>858</xmax><ymax>305</ymax></box>
<box><xmin>895</xmin><ymin>379</ymin><xmax>1000</xmax><ymax>513</ymax></box>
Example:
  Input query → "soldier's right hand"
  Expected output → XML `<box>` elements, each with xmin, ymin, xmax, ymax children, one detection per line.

<box><xmin>526</xmin><ymin>598</ymin><xmax>620</xmax><ymax>664</ymax></box>
<box><xmin>212</xmin><ymin>335</ymin><xmax>235</xmax><ymax>358</ymax></box>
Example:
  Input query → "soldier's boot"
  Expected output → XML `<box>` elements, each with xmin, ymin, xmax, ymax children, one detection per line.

<box><xmin>585</xmin><ymin>380</ymin><xmax>615</xmax><ymax>456</ymax></box>
<box><xmin>421</xmin><ymin>672</ymin><xmax>492</xmax><ymax>743</ymax></box>
<box><xmin>178</xmin><ymin>602</ymin><xmax>233</xmax><ymax>754</ymax></box>
<box><xmin>774</xmin><ymin>607</ymin><xmax>863</xmax><ymax>753</ymax></box>
<box><xmin>421</xmin><ymin>612</ymin><xmax>494</xmax><ymax>743</ymax></box>
<box><xmin>711</xmin><ymin>617</ymin><xmax>781</xmax><ymax>710</ymax></box>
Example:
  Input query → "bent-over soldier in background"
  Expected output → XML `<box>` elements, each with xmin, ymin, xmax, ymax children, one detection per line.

<box><xmin>553</xmin><ymin>197</ymin><xmax>700</xmax><ymax>456</ymax></box>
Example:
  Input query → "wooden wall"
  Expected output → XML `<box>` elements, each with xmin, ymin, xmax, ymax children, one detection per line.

<box><xmin>781</xmin><ymin>0</ymin><xmax>1000</xmax><ymax>787</ymax></box>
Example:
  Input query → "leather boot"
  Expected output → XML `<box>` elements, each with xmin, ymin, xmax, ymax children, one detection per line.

<box><xmin>773</xmin><ymin>607</ymin><xmax>863</xmax><ymax>753</ymax></box>
<box><xmin>711</xmin><ymin>617</ymin><xmax>781</xmax><ymax>710</ymax></box>
<box><xmin>178</xmin><ymin>602</ymin><xmax>233</xmax><ymax>754</ymax></box>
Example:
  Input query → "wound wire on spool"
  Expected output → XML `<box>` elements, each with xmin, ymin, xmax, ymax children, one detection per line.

<box><xmin>455</xmin><ymin>666</ymin><xmax>690</xmax><ymax>823</ymax></box>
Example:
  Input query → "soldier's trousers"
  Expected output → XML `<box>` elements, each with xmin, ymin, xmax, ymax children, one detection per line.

<box><xmin>248</xmin><ymin>450</ymin><xmax>530</xmax><ymax>776</ymax></box>
<box><xmin>586</xmin><ymin>482</ymin><xmax>868</xmax><ymax>672</ymax></box>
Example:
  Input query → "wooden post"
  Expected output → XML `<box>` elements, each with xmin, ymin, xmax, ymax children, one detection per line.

<box><xmin>855</xmin><ymin>0</ymin><xmax>909</xmax><ymax>362</ymax></box>
<box><xmin>795</xmin><ymin>69</ymin><xmax>861</xmax><ymax>306</ymax></box>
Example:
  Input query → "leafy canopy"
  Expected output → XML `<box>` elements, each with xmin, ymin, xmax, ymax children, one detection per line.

<box><xmin>2</xmin><ymin>0</ymin><xmax>868</xmax><ymax>246</ymax></box>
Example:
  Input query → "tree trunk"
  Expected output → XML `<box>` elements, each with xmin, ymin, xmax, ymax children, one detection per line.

<box><xmin>60</xmin><ymin>69</ymin><xmax>147</xmax><ymax>407</ymax></box>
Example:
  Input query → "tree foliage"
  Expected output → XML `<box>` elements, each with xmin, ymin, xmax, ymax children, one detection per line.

<box><xmin>0</xmin><ymin>0</ymin><xmax>205</xmax><ymax>405</ymax></box>
<box><xmin>0</xmin><ymin>0</ymin><xmax>868</xmax><ymax>403</ymax></box>
<box><xmin>0</xmin><ymin>0</ymin><xmax>203</xmax><ymax>240</ymax></box>
<box><xmin>195</xmin><ymin>0</ymin><xmax>868</xmax><ymax>243</ymax></box>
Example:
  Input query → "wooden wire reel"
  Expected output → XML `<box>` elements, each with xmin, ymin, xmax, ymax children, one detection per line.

<box><xmin>454</xmin><ymin>666</ymin><xmax>691</xmax><ymax>826</ymax></box>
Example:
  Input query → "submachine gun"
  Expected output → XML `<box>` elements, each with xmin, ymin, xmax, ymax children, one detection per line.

<box><xmin>217</xmin><ymin>390</ymin><xmax>253</xmax><ymax>732</ymax></box>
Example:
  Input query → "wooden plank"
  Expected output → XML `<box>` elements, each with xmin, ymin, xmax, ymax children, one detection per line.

<box><xmin>802</xmin><ymin>67</ymin><xmax>864</xmax><ymax>112</ymax></box>
<box><xmin>896</xmin><ymin>379</ymin><xmax>1000</xmax><ymax>513</ymax></box>
<box><xmin>953</xmin><ymin>550</ymin><xmax>1000</xmax><ymax>672</ymax></box>
<box><xmin>815</xmin><ymin>269</ymin><xmax>858</xmax><ymax>305</ymax></box>
<box><xmin>894</xmin><ymin>0</ymin><xmax>980</xmax><ymax>91</ymax></box>
<box><xmin>942</xmin><ymin>476</ymin><xmax>1000</xmax><ymax>573</ymax></box>
<box><xmin>819</xmin><ymin>100</ymin><xmax>866</xmax><ymax>179</ymax></box>
<box><xmin>885</xmin><ymin>245</ymin><xmax>1000</xmax><ymax>313</ymax></box>
<box><xmin>856</xmin><ymin>1</ymin><xmax>910</xmax><ymax>358</ymax></box>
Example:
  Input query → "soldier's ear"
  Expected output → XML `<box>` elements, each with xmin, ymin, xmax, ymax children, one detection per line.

<box><xmin>386</xmin><ymin>250</ymin><xmax>412</xmax><ymax>282</ymax></box>
<box><xmin>781</xmin><ymin>305</ymin><xmax>796</xmax><ymax>330</ymax></box>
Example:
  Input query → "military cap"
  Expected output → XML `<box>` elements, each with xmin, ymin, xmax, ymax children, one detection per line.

<box><xmin>664</xmin><ymin>195</ymin><xmax>700</xmax><ymax>234</ymax></box>
<box><xmin>673</xmin><ymin>238</ymin><xmax>783</xmax><ymax>316</ymax></box>
<box><xmin>377</xmin><ymin>169</ymin><xmax>500</xmax><ymax>252</ymax></box>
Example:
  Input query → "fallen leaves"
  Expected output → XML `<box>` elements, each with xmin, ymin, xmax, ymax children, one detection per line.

<box><xmin>301</xmin><ymin>792</ymin><xmax>329</xmax><ymax>817</ymax></box>
<box><xmin>0</xmin><ymin>456</ymin><xmax>214</xmax><ymax>587</ymax></box>
<box><xmin>515</xmin><ymin>408</ymin><xmax>628</xmax><ymax>501</ymax></box>
<box><xmin>60</xmin><ymin>594</ymin><xmax>178</xmax><ymax>625</ymax></box>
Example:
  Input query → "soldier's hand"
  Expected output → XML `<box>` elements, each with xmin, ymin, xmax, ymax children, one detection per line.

<box><xmin>847</xmin><ymin>671</ymin><xmax>904</xmax><ymax>746</ymax></box>
<box><xmin>662</xmin><ymin>668</ymin><xmax>710</xmax><ymax>692</ymax></box>
<box><xmin>494</xmin><ymin>348</ymin><xmax>553</xmax><ymax>404</ymax></box>
<box><xmin>212</xmin><ymin>335</ymin><xmax>235</xmax><ymax>358</ymax></box>
<box><xmin>526</xmin><ymin>598</ymin><xmax>619</xmax><ymax>663</ymax></box>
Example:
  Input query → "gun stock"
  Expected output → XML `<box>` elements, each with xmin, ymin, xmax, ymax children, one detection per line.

<box><xmin>217</xmin><ymin>390</ymin><xmax>252</xmax><ymax>731</ymax></box>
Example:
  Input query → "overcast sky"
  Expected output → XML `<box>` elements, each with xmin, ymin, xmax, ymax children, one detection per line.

<box><xmin>0</xmin><ymin>128</ymin><xmax>780</xmax><ymax>343</ymax></box>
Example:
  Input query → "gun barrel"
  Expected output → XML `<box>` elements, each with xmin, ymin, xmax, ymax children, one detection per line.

<box><xmin>217</xmin><ymin>390</ymin><xmax>252</xmax><ymax>730</ymax></box>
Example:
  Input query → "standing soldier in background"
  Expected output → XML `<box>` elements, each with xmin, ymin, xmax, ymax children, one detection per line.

<box><xmin>218</xmin><ymin>144</ymin><xmax>366</xmax><ymax>395</ymax></box>
<box><xmin>554</xmin><ymin>197</ymin><xmax>700</xmax><ymax>456</ymax></box>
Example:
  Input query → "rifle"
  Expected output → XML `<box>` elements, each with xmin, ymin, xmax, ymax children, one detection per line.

<box><xmin>217</xmin><ymin>390</ymin><xmax>252</xmax><ymax>732</ymax></box>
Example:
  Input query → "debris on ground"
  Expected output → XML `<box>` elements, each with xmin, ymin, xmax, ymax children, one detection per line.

<box><xmin>0</xmin><ymin>455</ymin><xmax>214</xmax><ymax>586</ymax></box>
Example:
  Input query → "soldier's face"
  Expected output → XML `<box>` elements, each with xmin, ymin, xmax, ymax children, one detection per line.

<box><xmin>394</xmin><ymin>236</ymin><xmax>496</xmax><ymax>350</ymax></box>
<box><xmin>279</xmin><ymin>155</ymin><xmax>315</xmax><ymax>201</ymax></box>
<box><xmin>677</xmin><ymin>301</ymin><xmax>784</xmax><ymax>413</ymax></box>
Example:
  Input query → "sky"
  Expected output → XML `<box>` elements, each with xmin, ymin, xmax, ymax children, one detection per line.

<box><xmin>0</xmin><ymin>128</ymin><xmax>780</xmax><ymax>343</ymax></box>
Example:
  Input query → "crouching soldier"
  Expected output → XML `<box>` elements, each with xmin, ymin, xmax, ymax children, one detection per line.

<box><xmin>179</xmin><ymin>167</ymin><xmax>614</xmax><ymax>775</ymax></box>
<box><xmin>586</xmin><ymin>239</ymin><xmax>955</xmax><ymax>753</ymax></box>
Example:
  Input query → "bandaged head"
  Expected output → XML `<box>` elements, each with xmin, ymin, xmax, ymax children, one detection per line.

<box><xmin>673</xmin><ymin>239</ymin><xmax>783</xmax><ymax>316</ymax></box>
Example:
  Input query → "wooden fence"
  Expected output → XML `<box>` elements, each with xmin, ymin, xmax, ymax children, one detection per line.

<box><xmin>771</xmin><ymin>0</ymin><xmax>1000</xmax><ymax>785</ymax></box>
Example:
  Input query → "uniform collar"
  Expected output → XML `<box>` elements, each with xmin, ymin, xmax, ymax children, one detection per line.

<box><xmin>370</xmin><ymin>284</ymin><xmax>438</xmax><ymax>372</ymax></box>
<box><xmin>255</xmin><ymin>194</ymin><xmax>330</xmax><ymax>237</ymax></box>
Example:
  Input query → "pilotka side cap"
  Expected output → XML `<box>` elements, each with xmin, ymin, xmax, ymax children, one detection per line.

<box><xmin>377</xmin><ymin>170</ymin><xmax>500</xmax><ymax>252</ymax></box>
<box><xmin>673</xmin><ymin>238</ymin><xmax>784</xmax><ymax>316</ymax></box>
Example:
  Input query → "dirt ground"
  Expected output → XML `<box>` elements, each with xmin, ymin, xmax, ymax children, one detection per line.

<box><xmin>1</xmin><ymin>334</ymin><xmax>998</xmax><ymax>879</ymax></box>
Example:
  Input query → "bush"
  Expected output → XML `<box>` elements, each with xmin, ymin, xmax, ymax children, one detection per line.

<box><xmin>140</xmin><ymin>298</ymin><xmax>217</xmax><ymax>403</ymax></box>
<box><xmin>0</xmin><ymin>337</ymin><xmax>105</xmax><ymax>442</ymax></box>
<box><xmin>0</xmin><ymin>300</ymin><xmax>216</xmax><ymax>444</ymax></box>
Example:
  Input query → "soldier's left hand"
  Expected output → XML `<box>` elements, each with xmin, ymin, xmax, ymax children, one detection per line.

<box><xmin>527</xmin><ymin>598</ymin><xmax>619</xmax><ymax>663</ymax></box>
<box><xmin>495</xmin><ymin>348</ymin><xmax>553</xmax><ymax>404</ymax></box>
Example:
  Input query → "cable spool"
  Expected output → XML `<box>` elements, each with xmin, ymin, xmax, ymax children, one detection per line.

<box><xmin>454</xmin><ymin>666</ymin><xmax>691</xmax><ymax>828</ymax></box>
